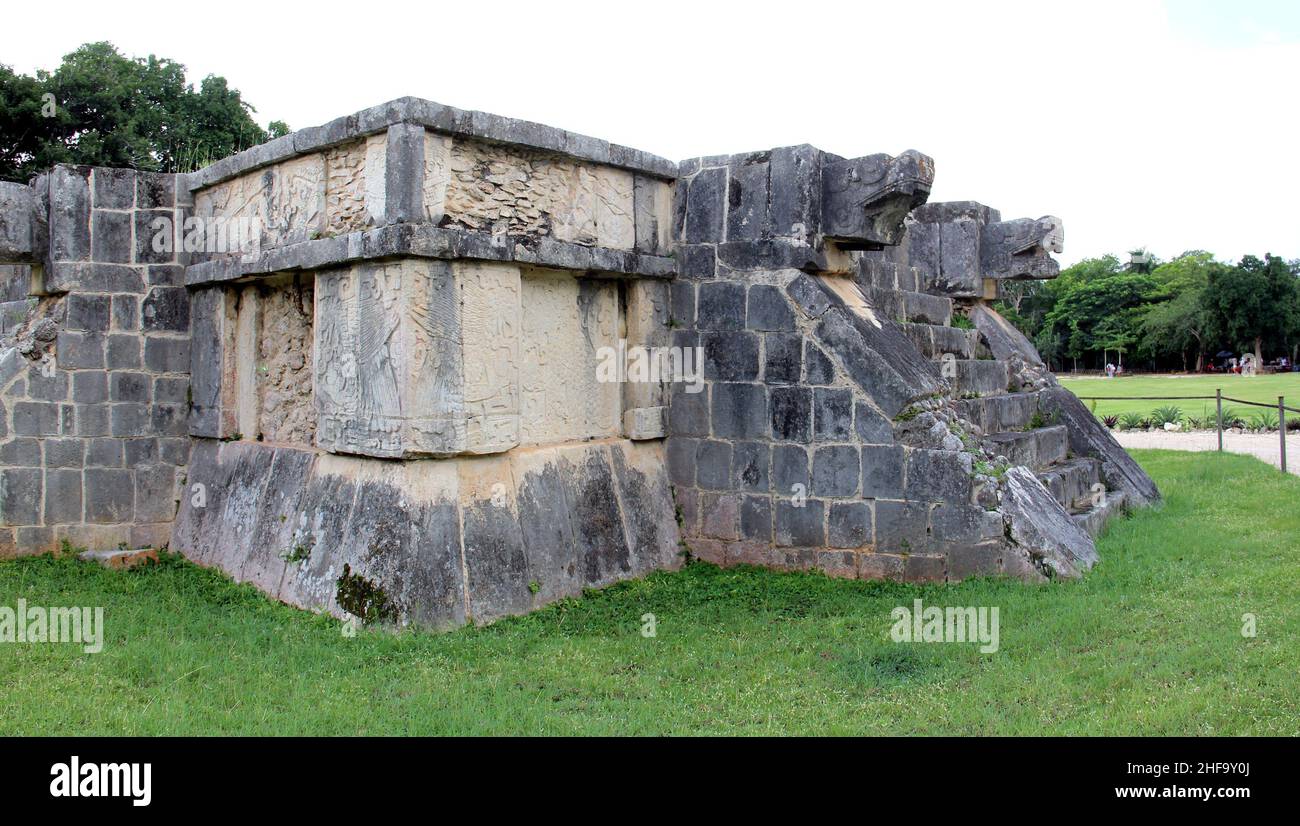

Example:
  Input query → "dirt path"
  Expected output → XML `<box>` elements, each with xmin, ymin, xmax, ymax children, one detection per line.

<box><xmin>1112</xmin><ymin>430</ymin><xmax>1300</xmax><ymax>475</ymax></box>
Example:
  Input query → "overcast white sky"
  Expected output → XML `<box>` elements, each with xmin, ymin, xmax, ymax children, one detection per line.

<box><xmin>4</xmin><ymin>0</ymin><xmax>1297</xmax><ymax>265</ymax></box>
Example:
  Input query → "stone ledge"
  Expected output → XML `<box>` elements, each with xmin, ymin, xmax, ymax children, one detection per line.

<box><xmin>184</xmin><ymin>97</ymin><xmax>678</xmax><ymax>193</ymax></box>
<box><xmin>183</xmin><ymin>223</ymin><xmax>677</xmax><ymax>286</ymax></box>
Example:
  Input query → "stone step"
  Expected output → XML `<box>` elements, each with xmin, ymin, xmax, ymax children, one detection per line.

<box><xmin>858</xmin><ymin>259</ymin><xmax>923</xmax><ymax>293</ymax></box>
<box><xmin>985</xmin><ymin>424</ymin><xmax>1068</xmax><ymax>469</ymax></box>
<box><xmin>1036</xmin><ymin>456</ymin><xmax>1102</xmax><ymax>510</ymax></box>
<box><xmin>949</xmin><ymin>359</ymin><xmax>1010</xmax><ymax>396</ymax></box>
<box><xmin>898</xmin><ymin>321</ymin><xmax>989</xmax><ymax>360</ymax></box>
<box><xmin>1071</xmin><ymin>491</ymin><xmax>1127</xmax><ymax>538</ymax></box>
<box><xmin>954</xmin><ymin>391</ymin><xmax>1040</xmax><ymax>433</ymax></box>
<box><xmin>862</xmin><ymin>285</ymin><xmax>952</xmax><ymax>326</ymax></box>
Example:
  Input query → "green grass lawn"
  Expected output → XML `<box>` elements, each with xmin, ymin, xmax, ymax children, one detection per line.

<box><xmin>1057</xmin><ymin>372</ymin><xmax>1300</xmax><ymax>421</ymax></box>
<box><xmin>1</xmin><ymin>450</ymin><xmax>1297</xmax><ymax>735</ymax></box>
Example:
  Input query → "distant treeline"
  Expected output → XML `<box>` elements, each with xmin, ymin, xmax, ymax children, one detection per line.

<box><xmin>1</xmin><ymin>41</ymin><xmax>288</xmax><ymax>183</ymax></box>
<box><xmin>998</xmin><ymin>250</ymin><xmax>1300</xmax><ymax>373</ymax></box>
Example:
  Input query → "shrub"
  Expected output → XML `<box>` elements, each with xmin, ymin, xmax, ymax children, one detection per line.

<box><xmin>1118</xmin><ymin>411</ymin><xmax>1148</xmax><ymax>431</ymax></box>
<box><xmin>1151</xmin><ymin>405</ymin><xmax>1183</xmax><ymax>427</ymax></box>
<box><xmin>1102</xmin><ymin>414</ymin><xmax>1119</xmax><ymax>429</ymax></box>
<box><xmin>1249</xmin><ymin>410</ymin><xmax>1279</xmax><ymax>431</ymax></box>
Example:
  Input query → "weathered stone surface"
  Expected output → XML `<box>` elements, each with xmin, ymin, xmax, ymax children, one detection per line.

<box><xmin>971</xmin><ymin>303</ymin><xmax>1043</xmax><ymax>365</ymax></box>
<box><xmin>314</xmin><ymin>259</ymin><xmax>470</xmax><ymax>457</ymax></box>
<box><xmin>1001</xmin><ymin>465</ymin><xmax>1097</xmax><ymax>579</ymax></box>
<box><xmin>981</xmin><ymin>216</ymin><xmax>1063</xmax><ymax>280</ymax></box>
<box><xmin>556</xmin><ymin>444</ymin><xmax>632</xmax><ymax>587</ymax></box>
<box><xmin>787</xmin><ymin>275</ymin><xmax>942</xmax><ymax>418</ymax></box>
<box><xmin>0</xmin><ymin>183</ymin><xmax>39</xmax><ymax>264</ymax></box>
<box><xmin>821</xmin><ymin>150</ymin><xmax>934</xmax><ymax>248</ymax></box>
<box><xmin>1037</xmin><ymin>386</ymin><xmax>1160</xmax><ymax>506</ymax></box>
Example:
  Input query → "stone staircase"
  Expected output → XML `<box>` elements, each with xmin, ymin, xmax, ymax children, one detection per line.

<box><xmin>860</xmin><ymin>259</ymin><xmax>1127</xmax><ymax>539</ymax></box>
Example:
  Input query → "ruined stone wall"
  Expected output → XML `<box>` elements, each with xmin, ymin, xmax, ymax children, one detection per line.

<box><xmin>0</xmin><ymin>167</ymin><xmax>191</xmax><ymax>554</ymax></box>
<box><xmin>169</xmin><ymin>98</ymin><xmax>682</xmax><ymax>626</ymax></box>
<box><xmin>664</xmin><ymin>153</ymin><xmax>1060</xmax><ymax>582</ymax></box>
<box><xmin>0</xmin><ymin>96</ymin><xmax>1150</xmax><ymax>624</ymax></box>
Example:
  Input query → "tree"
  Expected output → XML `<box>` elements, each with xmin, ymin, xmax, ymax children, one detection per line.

<box><xmin>1034</xmin><ymin>256</ymin><xmax>1162</xmax><ymax>371</ymax></box>
<box><xmin>1202</xmin><ymin>254</ymin><xmax>1300</xmax><ymax>365</ymax></box>
<box><xmin>0</xmin><ymin>63</ymin><xmax>57</xmax><ymax>181</ymax></box>
<box><xmin>1</xmin><ymin>42</ymin><xmax>286</xmax><ymax>182</ymax></box>
<box><xmin>1137</xmin><ymin>252</ymin><xmax>1219</xmax><ymax>371</ymax></box>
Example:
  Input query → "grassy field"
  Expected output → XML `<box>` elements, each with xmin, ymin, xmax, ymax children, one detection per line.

<box><xmin>1057</xmin><ymin>372</ymin><xmax>1300</xmax><ymax>421</ymax></box>
<box><xmin>1</xmin><ymin>450</ymin><xmax>1297</xmax><ymax>735</ymax></box>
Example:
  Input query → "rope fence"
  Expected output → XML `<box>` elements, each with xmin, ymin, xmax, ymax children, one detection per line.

<box><xmin>1073</xmin><ymin>389</ymin><xmax>1291</xmax><ymax>473</ymax></box>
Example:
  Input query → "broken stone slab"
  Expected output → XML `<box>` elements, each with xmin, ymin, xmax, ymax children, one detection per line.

<box><xmin>970</xmin><ymin>302</ymin><xmax>1043</xmax><ymax>366</ymax></box>
<box><xmin>1000</xmin><ymin>465</ymin><xmax>1098</xmax><ymax>580</ymax></box>
<box><xmin>1036</xmin><ymin>386</ymin><xmax>1161</xmax><ymax>507</ymax></box>
<box><xmin>785</xmin><ymin>273</ymin><xmax>943</xmax><ymax>418</ymax></box>
<box><xmin>78</xmin><ymin>548</ymin><xmax>159</xmax><ymax>570</ymax></box>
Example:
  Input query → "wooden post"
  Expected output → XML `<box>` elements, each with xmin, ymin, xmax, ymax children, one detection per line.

<box><xmin>1216</xmin><ymin>388</ymin><xmax>1223</xmax><ymax>452</ymax></box>
<box><xmin>1280</xmin><ymin>396</ymin><xmax>1287</xmax><ymax>474</ymax></box>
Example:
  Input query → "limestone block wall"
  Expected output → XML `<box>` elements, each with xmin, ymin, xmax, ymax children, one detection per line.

<box><xmin>665</xmin><ymin>264</ymin><xmax>1005</xmax><ymax>580</ymax></box>
<box><xmin>664</xmin><ymin>151</ymin><xmax>1104</xmax><ymax>583</ymax></box>
<box><xmin>169</xmin><ymin>98</ymin><xmax>684</xmax><ymax>626</ymax></box>
<box><xmin>0</xmin><ymin>167</ymin><xmax>192</xmax><ymax>555</ymax></box>
<box><xmin>190</xmin><ymin>124</ymin><xmax>673</xmax><ymax>265</ymax></box>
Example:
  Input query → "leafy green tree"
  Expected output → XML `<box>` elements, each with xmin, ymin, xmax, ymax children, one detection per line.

<box><xmin>1202</xmin><ymin>254</ymin><xmax>1300</xmax><ymax>365</ymax></box>
<box><xmin>0</xmin><ymin>63</ymin><xmax>57</xmax><ymax>181</ymax></box>
<box><xmin>1138</xmin><ymin>252</ymin><xmax>1220</xmax><ymax>371</ymax></box>
<box><xmin>1</xmin><ymin>42</ymin><xmax>286</xmax><ymax>182</ymax></box>
<box><xmin>1039</xmin><ymin>258</ymin><xmax>1160</xmax><ymax>371</ymax></box>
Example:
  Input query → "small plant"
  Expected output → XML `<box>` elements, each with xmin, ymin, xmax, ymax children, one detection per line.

<box><xmin>279</xmin><ymin>542</ymin><xmax>313</xmax><ymax>563</ymax></box>
<box><xmin>1118</xmin><ymin>411</ymin><xmax>1148</xmax><ymax>431</ymax></box>
<box><xmin>1219</xmin><ymin>407</ymin><xmax>1245</xmax><ymax>428</ymax></box>
<box><xmin>1024</xmin><ymin>409</ymin><xmax>1059</xmax><ymax>431</ymax></box>
<box><xmin>974</xmin><ymin>459</ymin><xmax>1009</xmax><ymax>479</ymax></box>
<box><xmin>1150</xmin><ymin>405</ymin><xmax>1182</xmax><ymax>427</ymax></box>
<box><xmin>951</xmin><ymin>313</ymin><xmax>975</xmax><ymax>330</ymax></box>
<box><xmin>1102</xmin><ymin>414</ymin><xmax>1119</xmax><ymax>429</ymax></box>
<box><xmin>894</xmin><ymin>405</ymin><xmax>922</xmax><ymax>423</ymax></box>
<box><xmin>1249</xmin><ymin>409</ymin><xmax>1279</xmax><ymax>431</ymax></box>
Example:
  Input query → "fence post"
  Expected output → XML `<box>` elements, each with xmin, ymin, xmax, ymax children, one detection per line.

<box><xmin>1216</xmin><ymin>388</ymin><xmax>1223</xmax><ymax>452</ymax></box>
<box><xmin>1280</xmin><ymin>396</ymin><xmax>1287</xmax><ymax>474</ymax></box>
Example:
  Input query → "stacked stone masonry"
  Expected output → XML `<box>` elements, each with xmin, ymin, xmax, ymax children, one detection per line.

<box><xmin>0</xmin><ymin>97</ymin><xmax>1159</xmax><ymax>627</ymax></box>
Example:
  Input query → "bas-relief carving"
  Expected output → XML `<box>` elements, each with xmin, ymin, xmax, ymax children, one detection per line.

<box><xmin>313</xmin><ymin>259</ymin><xmax>631</xmax><ymax>459</ymax></box>
<box><xmin>457</xmin><ymin>261</ymin><xmax>521</xmax><ymax>453</ymax></box>
<box><xmin>193</xmin><ymin>154</ymin><xmax>326</xmax><ymax>248</ymax></box>
<box><xmin>324</xmin><ymin>134</ymin><xmax>387</xmax><ymax>235</ymax></box>
<box><xmin>258</xmin><ymin>282</ymin><xmax>316</xmax><ymax>445</ymax></box>
<box><xmin>423</xmin><ymin>133</ymin><xmax>452</xmax><ymax>223</ymax></box>
<box><xmin>314</xmin><ymin>260</ymin><xmax>467</xmax><ymax>458</ymax></box>
<box><xmin>519</xmin><ymin>270</ymin><xmax>620</xmax><ymax>446</ymax></box>
<box><xmin>439</xmin><ymin>138</ymin><xmax>635</xmax><ymax>250</ymax></box>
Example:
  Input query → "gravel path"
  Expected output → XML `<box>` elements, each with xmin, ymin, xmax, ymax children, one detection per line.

<box><xmin>1111</xmin><ymin>429</ymin><xmax>1300</xmax><ymax>475</ymax></box>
